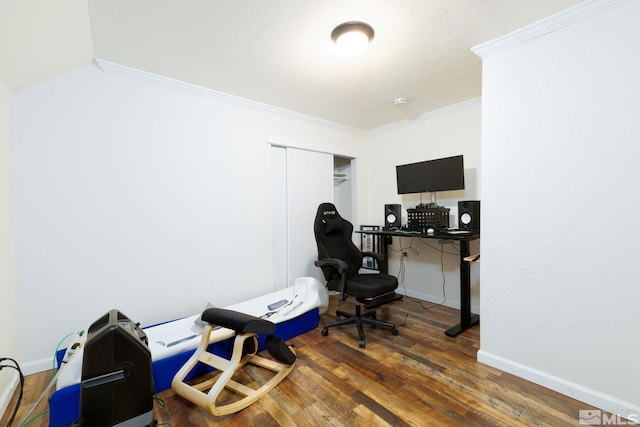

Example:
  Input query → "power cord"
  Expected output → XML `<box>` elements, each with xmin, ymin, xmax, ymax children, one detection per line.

<box><xmin>17</xmin><ymin>335</ymin><xmax>84</xmax><ymax>427</ymax></box>
<box><xmin>18</xmin><ymin>410</ymin><xmax>49</xmax><ymax>426</ymax></box>
<box><xmin>390</xmin><ymin>236</ymin><xmax>420</xmax><ymax>295</ymax></box>
<box><xmin>393</xmin><ymin>236</ymin><xmax>463</xmax><ymax>311</ymax></box>
<box><xmin>418</xmin><ymin>237</ymin><xmax>460</xmax><ymax>256</ymax></box>
<box><xmin>0</xmin><ymin>357</ymin><xmax>25</xmax><ymax>427</ymax></box>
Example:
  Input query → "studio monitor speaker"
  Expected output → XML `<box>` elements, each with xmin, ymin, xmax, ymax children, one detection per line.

<box><xmin>458</xmin><ymin>200</ymin><xmax>480</xmax><ymax>231</ymax></box>
<box><xmin>384</xmin><ymin>204</ymin><xmax>401</xmax><ymax>230</ymax></box>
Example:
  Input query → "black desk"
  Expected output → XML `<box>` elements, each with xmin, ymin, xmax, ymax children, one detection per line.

<box><xmin>356</xmin><ymin>229</ymin><xmax>480</xmax><ymax>337</ymax></box>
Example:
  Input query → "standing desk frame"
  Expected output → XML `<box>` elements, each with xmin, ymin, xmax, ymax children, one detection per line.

<box><xmin>355</xmin><ymin>229</ymin><xmax>479</xmax><ymax>337</ymax></box>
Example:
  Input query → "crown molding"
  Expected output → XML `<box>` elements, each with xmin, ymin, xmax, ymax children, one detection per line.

<box><xmin>92</xmin><ymin>59</ymin><xmax>366</xmax><ymax>136</ymax></box>
<box><xmin>93</xmin><ymin>58</ymin><xmax>481</xmax><ymax>137</ymax></box>
<box><xmin>472</xmin><ymin>0</ymin><xmax>628</xmax><ymax>58</ymax></box>
<box><xmin>369</xmin><ymin>97</ymin><xmax>481</xmax><ymax>135</ymax></box>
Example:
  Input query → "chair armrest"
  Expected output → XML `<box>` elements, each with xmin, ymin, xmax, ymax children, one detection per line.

<box><xmin>314</xmin><ymin>258</ymin><xmax>348</xmax><ymax>271</ymax></box>
<box><xmin>362</xmin><ymin>252</ymin><xmax>388</xmax><ymax>270</ymax></box>
<box><xmin>361</xmin><ymin>252</ymin><xmax>385</xmax><ymax>264</ymax></box>
<box><xmin>314</xmin><ymin>258</ymin><xmax>348</xmax><ymax>294</ymax></box>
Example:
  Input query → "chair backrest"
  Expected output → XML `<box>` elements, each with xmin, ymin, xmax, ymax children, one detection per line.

<box><xmin>313</xmin><ymin>203</ymin><xmax>363</xmax><ymax>284</ymax></box>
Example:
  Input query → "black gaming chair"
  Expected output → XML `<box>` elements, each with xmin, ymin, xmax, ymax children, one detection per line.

<box><xmin>313</xmin><ymin>202</ymin><xmax>400</xmax><ymax>348</ymax></box>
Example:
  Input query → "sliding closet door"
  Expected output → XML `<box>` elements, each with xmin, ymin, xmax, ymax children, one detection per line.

<box><xmin>271</xmin><ymin>146</ymin><xmax>288</xmax><ymax>290</ymax></box>
<box><xmin>287</xmin><ymin>148</ymin><xmax>334</xmax><ymax>285</ymax></box>
<box><xmin>271</xmin><ymin>146</ymin><xmax>333</xmax><ymax>290</ymax></box>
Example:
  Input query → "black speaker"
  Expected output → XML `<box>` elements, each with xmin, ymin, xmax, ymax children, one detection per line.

<box><xmin>458</xmin><ymin>200</ymin><xmax>480</xmax><ymax>231</ymax></box>
<box><xmin>384</xmin><ymin>204</ymin><xmax>401</xmax><ymax>230</ymax></box>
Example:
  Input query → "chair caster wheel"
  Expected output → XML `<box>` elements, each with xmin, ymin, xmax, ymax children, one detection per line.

<box><xmin>392</xmin><ymin>328</ymin><xmax>399</xmax><ymax>336</ymax></box>
<box><xmin>321</xmin><ymin>327</ymin><xmax>329</xmax><ymax>336</ymax></box>
<box><xmin>335</xmin><ymin>315</ymin><xmax>340</xmax><ymax>322</ymax></box>
<box><xmin>358</xmin><ymin>340</ymin><xmax>366</xmax><ymax>348</ymax></box>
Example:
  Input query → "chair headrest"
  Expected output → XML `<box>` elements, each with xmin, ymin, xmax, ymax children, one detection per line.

<box><xmin>320</xmin><ymin>206</ymin><xmax>338</xmax><ymax>219</ymax></box>
<box><xmin>316</xmin><ymin>203</ymin><xmax>343</xmax><ymax>234</ymax></box>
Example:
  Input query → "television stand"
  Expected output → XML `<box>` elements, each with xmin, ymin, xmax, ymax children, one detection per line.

<box><xmin>416</xmin><ymin>191</ymin><xmax>442</xmax><ymax>209</ymax></box>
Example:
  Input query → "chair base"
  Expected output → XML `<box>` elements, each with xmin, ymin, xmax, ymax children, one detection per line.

<box><xmin>172</xmin><ymin>323</ymin><xmax>295</xmax><ymax>416</ymax></box>
<box><xmin>321</xmin><ymin>303</ymin><xmax>399</xmax><ymax>348</ymax></box>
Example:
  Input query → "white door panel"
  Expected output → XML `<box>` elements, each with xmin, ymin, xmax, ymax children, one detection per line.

<box><xmin>271</xmin><ymin>146</ymin><xmax>287</xmax><ymax>290</ymax></box>
<box><xmin>286</xmin><ymin>148</ymin><xmax>334</xmax><ymax>286</ymax></box>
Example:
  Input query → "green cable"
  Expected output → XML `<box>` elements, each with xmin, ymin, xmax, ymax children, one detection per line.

<box><xmin>21</xmin><ymin>409</ymin><xmax>49</xmax><ymax>426</ymax></box>
<box><xmin>154</xmin><ymin>395</ymin><xmax>166</xmax><ymax>408</ymax></box>
<box><xmin>52</xmin><ymin>330</ymin><xmax>84</xmax><ymax>370</ymax></box>
<box><xmin>152</xmin><ymin>379</ymin><xmax>166</xmax><ymax>408</ymax></box>
<box><xmin>52</xmin><ymin>332</ymin><xmax>75</xmax><ymax>370</ymax></box>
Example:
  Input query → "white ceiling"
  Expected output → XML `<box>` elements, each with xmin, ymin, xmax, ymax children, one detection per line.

<box><xmin>1</xmin><ymin>0</ymin><xmax>584</xmax><ymax>130</ymax></box>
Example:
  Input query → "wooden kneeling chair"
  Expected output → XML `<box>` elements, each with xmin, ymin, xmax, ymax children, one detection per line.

<box><xmin>172</xmin><ymin>308</ymin><xmax>296</xmax><ymax>416</ymax></box>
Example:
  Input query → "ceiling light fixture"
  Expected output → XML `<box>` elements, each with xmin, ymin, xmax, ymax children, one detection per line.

<box><xmin>331</xmin><ymin>21</ymin><xmax>374</xmax><ymax>56</ymax></box>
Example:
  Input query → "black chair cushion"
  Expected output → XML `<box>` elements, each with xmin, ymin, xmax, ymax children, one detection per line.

<box><xmin>323</xmin><ymin>218</ymin><xmax>344</xmax><ymax>234</ymax></box>
<box><xmin>201</xmin><ymin>308</ymin><xmax>276</xmax><ymax>335</ymax></box>
<box><xmin>344</xmin><ymin>274</ymin><xmax>398</xmax><ymax>299</ymax></box>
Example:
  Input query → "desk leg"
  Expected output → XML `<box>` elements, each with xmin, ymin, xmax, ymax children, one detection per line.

<box><xmin>378</xmin><ymin>235</ymin><xmax>389</xmax><ymax>275</ymax></box>
<box><xmin>445</xmin><ymin>240</ymin><xmax>479</xmax><ymax>337</ymax></box>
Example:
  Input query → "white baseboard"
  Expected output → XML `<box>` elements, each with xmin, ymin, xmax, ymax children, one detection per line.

<box><xmin>0</xmin><ymin>370</ymin><xmax>19</xmax><ymax>423</ymax></box>
<box><xmin>477</xmin><ymin>350</ymin><xmax>640</xmax><ymax>421</ymax></box>
<box><xmin>20</xmin><ymin>356</ymin><xmax>53</xmax><ymax>376</ymax></box>
<box><xmin>401</xmin><ymin>288</ymin><xmax>480</xmax><ymax>315</ymax></box>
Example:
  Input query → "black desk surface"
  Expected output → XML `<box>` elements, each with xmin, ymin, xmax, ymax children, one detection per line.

<box><xmin>356</xmin><ymin>227</ymin><xmax>480</xmax><ymax>337</ymax></box>
<box><xmin>356</xmin><ymin>228</ymin><xmax>480</xmax><ymax>241</ymax></box>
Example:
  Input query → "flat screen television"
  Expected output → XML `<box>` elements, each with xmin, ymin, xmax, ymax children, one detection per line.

<box><xmin>396</xmin><ymin>155</ymin><xmax>465</xmax><ymax>195</ymax></box>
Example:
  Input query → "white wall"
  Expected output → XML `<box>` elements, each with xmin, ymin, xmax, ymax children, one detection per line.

<box><xmin>476</xmin><ymin>0</ymin><xmax>640</xmax><ymax>417</ymax></box>
<box><xmin>12</xmin><ymin>63</ymin><xmax>368</xmax><ymax>372</ymax></box>
<box><xmin>0</xmin><ymin>78</ymin><xmax>19</xmax><ymax>421</ymax></box>
<box><xmin>367</xmin><ymin>100</ymin><xmax>481</xmax><ymax>309</ymax></box>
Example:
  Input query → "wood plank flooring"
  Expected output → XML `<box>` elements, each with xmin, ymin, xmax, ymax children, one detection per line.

<box><xmin>3</xmin><ymin>294</ymin><xmax>604</xmax><ymax>426</ymax></box>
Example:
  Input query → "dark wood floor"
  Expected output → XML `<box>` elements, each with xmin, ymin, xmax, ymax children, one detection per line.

<box><xmin>3</xmin><ymin>294</ymin><xmax>602</xmax><ymax>426</ymax></box>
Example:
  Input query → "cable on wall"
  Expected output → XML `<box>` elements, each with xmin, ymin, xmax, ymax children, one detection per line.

<box><xmin>390</xmin><ymin>236</ymin><xmax>463</xmax><ymax>311</ymax></box>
